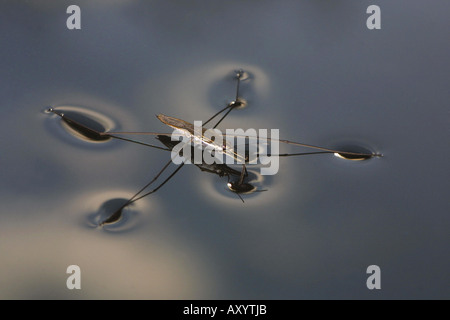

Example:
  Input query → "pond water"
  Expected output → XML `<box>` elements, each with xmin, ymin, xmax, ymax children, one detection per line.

<box><xmin>0</xmin><ymin>0</ymin><xmax>449</xmax><ymax>299</ymax></box>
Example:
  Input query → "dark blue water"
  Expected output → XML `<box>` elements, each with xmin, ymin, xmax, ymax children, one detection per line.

<box><xmin>0</xmin><ymin>0</ymin><xmax>448</xmax><ymax>299</ymax></box>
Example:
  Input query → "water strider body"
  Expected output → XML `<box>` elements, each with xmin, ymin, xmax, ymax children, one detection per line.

<box><xmin>156</xmin><ymin>114</ymin><xmax>246</xmax><ymax>164</ymax></box>
<box><xmin>155</xmin><ymin>134</ymin><xmax>242</xmax><ymax>178</ymax></box>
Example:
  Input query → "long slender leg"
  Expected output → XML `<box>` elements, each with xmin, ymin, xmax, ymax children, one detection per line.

<box><xmin>102</xmin><ymin>69</ymin><xmax>250</xmax><ymax>220</ymax></box>
<box><xmin>124</xmin><ymin>69</ymin><xmax>247</xmax><ymax>206</ymax></box>
<box><xmin>49</xmin><ymin>108</ymin><xmax>188</xmax><ymax>219</ymax></box>
<box><xmin>228</xmin><ymin>134</ymin><xmax>381</xmax><ymax>159</ymax></box>
<box><xmin>212</xmin><ymin>70</ymin><xmax>246</xmax><ymax>129</ymax></box>
<box><xmin>99</xmin><ymin>159</ymin><xmax>174</xmax><ymax>225</ymax></box>
<box><xmin>237</xmin><ymin>164</ymin><xmax>248</xmax><ymax>202</ymax></box>
<box><xmin>122</xmin><ymin>159</ymin><xmax>173</xmax><ymax>205</ymax></box>
<box><xmin>204</xmin><ymin>69</ymin><xmax>246</xmax><ymax>127</ymax></box>
<box><xmin>278</xmin><ymin>139</ymin><xmax>379</xmax><ymax>158</ymax></box>
<box><xmin>236</xmin><ymin>191</ymin><xmax>245</xmax><ymax>203</ymax></box>
<box><xmin>267</xmin><ymin>151</ymin><xmax>334</xmax><ymax>157</ymax></box>
<box><xmin>235</xmin><ymin>70</ymin><xmax>242</xmax><ymax>101</ymax></box>
<box><xmin>203</xmin><ymin>104</ymin><xmax>233</xmax><ymax>127</ymax></box>
<box><xmin>212</xmin><ymin>107</ymin><xmax>234</xmax><ymax>129</ymax></box>
<box><xmin>210</xmin><ymin>70</ymin><xmax>253</xmax><ymax>201</ymax></box>
<box><xmin>48</xmin><ymin>108</ymin><xmax>170</xmax><ymax>151</ymax></box>
<box><xmin>124</xmin><ymin>163</ymin><xmax>185</xmax><ymax>205</ymax></box>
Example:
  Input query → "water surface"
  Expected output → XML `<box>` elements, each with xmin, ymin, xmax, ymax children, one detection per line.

<box><xmin>0</xmin><ymin>0</ymin><xmax>449</xmax><ymax>299</ymax></box>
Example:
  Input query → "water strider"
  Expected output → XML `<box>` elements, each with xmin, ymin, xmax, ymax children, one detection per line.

<box><xmin>46</xmin><ymin>69</ymin><xmax>382</xmax><ymax>226</ymax></box>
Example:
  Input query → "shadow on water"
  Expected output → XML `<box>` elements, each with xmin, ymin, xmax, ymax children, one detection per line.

<box><xmin>85</xmin><ymin>198</ymin><xmax>142</xmax><ymax>233</ymax></box>
<box><xmin>54</xmin><ymin>109</ymin><xmax>110</xmax><ymax>142</ymax></box>
<box><xmin>209</xmin><ymin>169</ymin><xmax>269</xmax><ymax>202</ymax></box>
<box><xmin>44</xmin><ymin>106</ymin><xmax>118</xmax><ymax>148</ymax></box>
<box><xmin>332</xmin><ymin>143</ymin><xmax>383</xmax><ymax>161</ymax></box>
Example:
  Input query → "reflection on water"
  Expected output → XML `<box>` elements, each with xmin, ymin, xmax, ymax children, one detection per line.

<box><xmin>333</xmin><ymin>144</ymin><xmax>381</xmax><ymax>161</ymax></box>
<box><xmin>79</xmin><ymin>189</ymin><xmax>151</xmax><ymax>234</ymax></box>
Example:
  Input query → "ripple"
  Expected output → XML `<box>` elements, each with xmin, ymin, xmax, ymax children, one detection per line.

<box><xmin>45</xmin><ymin>106</ymin><xmax>117</xmax><ymax>144</ymax></box>
<box><xmin>332</xmin><ymin>144</ymin><xmax>382</xmax><ymax>161</ymax></box>
<box><xmin>77</xmin><ymin>189</ymin><xmax>155</xmax><ymax>233</ymax></box>
<box><xmin>206</xmin><ymin>169</ymin><xmax>269</xmax><ymax>202</ymax></box>
<box><xmin>227</xmin><ymin>98</ymin><xmax>248</xmax><ymax>110</ymax></box>
<box><xmin>205</xmin><ymin>64</ymin><xmax>270</xmax><ymax>117</ymax></box>
<box><xmin>85</xmin><ymin>197</ymin><xmax>141</xmax><ymax>233</ymax></box>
